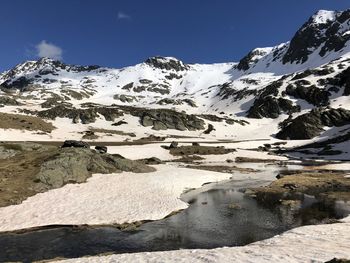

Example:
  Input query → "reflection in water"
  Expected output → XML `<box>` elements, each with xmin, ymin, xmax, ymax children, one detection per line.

<box><xmin>0</xmin><ymin>180</ymin><xmax>348</xmax><ymax>263</ymax></box>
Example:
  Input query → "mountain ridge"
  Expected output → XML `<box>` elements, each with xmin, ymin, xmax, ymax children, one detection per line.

<box><xmin>0</xmin><ymin>9</ymin><xmax>349</xmax><ymax>159</ymax></box>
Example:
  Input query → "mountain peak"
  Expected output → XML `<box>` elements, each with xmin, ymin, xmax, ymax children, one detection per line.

<box><xmin>144</xmin><ymin>56</ymin><xmax>189</xmax><ymax>71</ymax></box>
<box><xmin>311</xmin><ymin>10</ymin><xmax>336</xmax><ymax>24</ymax></box>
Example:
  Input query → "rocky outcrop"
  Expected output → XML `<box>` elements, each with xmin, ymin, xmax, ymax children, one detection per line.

<box><xmin>285</xmin><ymin>83</ymin><xmax>330</xmax><ymax>106</ymax></box>
<box><xmin>217</xmin><ymin>82</ymin><xmax>258</xmax><ymax>101</ymax></box>
<box><xmin>237</xmin><ymin>48</ymin><xmax>270</xmax><ymax>71</ymax></box>
<box><xmin>145</xmin><ymin>56</ymin><xmax>189</xmax><ymax>71</ymax></box>
<box><xmin>0</xmin><ymin>96</ymin><xmax>22</xmax><ymax>106</ymax></box>
<box><xmin>276</xmin><ymin>107</ymin><xmax>350</xmax><ymax>140</ymax></box>
<box><xmin>113</xmin><ymin>94</ymin><xmax>138</xmax><ymax>103</ymax></box>
<box><xmin>36</xmin><ymin>147</ymin><xmax>155</xmax><ymax>190</ymax></box>
<box><xmin>62</xmin><ymin>140</ymin><xmax>90</xmax><ymax>148</ymax></box>
<box><xmin>282</xmin><ymin>10</ymin><xmax>350</xmax><ymax>64</ymax></box>
<box><xmin>324</xmin><ymin>66</ymin><xmax>350</xmax><ymax>96</ymax></box>
<box><xmin>247</xmin><ymin>81</ymin><xmax>300</xmax><ymax>119</ymax></box>
<box><xmin>156</xmin><ymin>98</ymin><xmax>197</xmax><ymax>107</ymax></box>
<box><xmin>139</xmin><ymin>109</ymin><xmax>205</xmax><ymax>131</ymax></box>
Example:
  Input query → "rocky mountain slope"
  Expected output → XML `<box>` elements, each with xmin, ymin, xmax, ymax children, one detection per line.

<box><xmin>0</xmin><ymin>9</ymin><xmax>350</xmax><ymax>157</ymax></box>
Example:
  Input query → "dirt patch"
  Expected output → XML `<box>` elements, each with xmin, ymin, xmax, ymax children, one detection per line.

<box><xmin>169</xmin><ymin>155</ymin><xmax>205</xmax><ymax>163</ymax></box>
<box><xmin>0</xmin><ymin>143</ymin><xmax>58</xmax><ymax>207</ymax></box>
<box><xmin>89</xmin><ymin>128</ymin><xmax>136</xmax><ymax>137</ymax></box>
<box><xmin>235</xmin><ymin>156</ymin><xmax>285</xmax><ymax>163</ymax></box>
<box><xmin>168</xmin><ymin>146</ymin><xmax>236</xmax><ymax>156</ymax></box>
<box><xmin>0</xmin><ymin>112</ymin><xmax>55</xmax><ymax>133</ymax></box>
<box><xmin>185</xmin><ymin>165</ymin><xmax>258</xmax><ymax>174</ymax></box>
<box><xmin>249</xmin><ymin>171</ymin><xmax>350</xmax><ymax>206</ymax></box>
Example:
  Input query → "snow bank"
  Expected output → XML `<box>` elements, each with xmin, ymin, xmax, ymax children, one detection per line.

<box><xmin>55</xmin><ymin>217</ymin><xmax>350</xmax><ymax>263</ymax></box>
<box><xmin>0</xmin><ymin>165</ymin><xmax>231</xmax><ymax>232</ymax></box>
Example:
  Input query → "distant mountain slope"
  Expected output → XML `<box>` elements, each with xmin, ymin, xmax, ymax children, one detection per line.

<box><xmin>0</xmin><ymin>9</ymin><xmax>349</xmax><ymax>148</ymax></box>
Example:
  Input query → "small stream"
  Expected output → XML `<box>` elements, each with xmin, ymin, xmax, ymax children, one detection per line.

<box><xmin>0</xmin><ymin>165</ymin><xmax>349</xmax><ymax>262</ymax></box>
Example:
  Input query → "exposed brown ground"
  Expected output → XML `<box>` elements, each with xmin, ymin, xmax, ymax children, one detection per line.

<box><xmin>250</xmin><ymin>172</ymin><xmax>350</xmax><ymax>205</ymax></box>
<box><xmin>0</xmin><ymin>144</ymin><xmax>58</xmax><ymax>207</ymax></box>
<box><xmin>0</xmin><ymin>112</ymin><xmax>55</xmax><ymax>133</ymax></box>
<box><xmin>185</xmin><ymin>165</ymin><xmax>258</xmax><ymax>173</ymax></box>
<box><xmin>169</xmin><ymin>145</ymin><xmax>236</xmax><ymax>156</ymax></box>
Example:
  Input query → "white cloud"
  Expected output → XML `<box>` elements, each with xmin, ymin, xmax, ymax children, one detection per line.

<box><xmin>36</xmin><ymin>40</ymin><xmax>63</xmax><ymax>60</ymax></box>
<box><xmin>117</xmin><ymin>11</ymin><xmax>131</xmax><ymax>20</ymax></box>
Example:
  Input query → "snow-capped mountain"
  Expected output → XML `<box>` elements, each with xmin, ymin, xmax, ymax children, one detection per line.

<box><xmin>0</xmin><ymin>9</ymin><xmax>350</xmax><ymax>150</ymax></box>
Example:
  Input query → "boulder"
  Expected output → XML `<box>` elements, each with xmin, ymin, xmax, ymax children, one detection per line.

<box><xmin>95</xmin><ymin>145</ymin><xmax>108</xmax><ymax>154</ymax></box>
<box><xmin>204</xmin><ymin>124</ymin><xmax>215</xmax><ymax>134</ymax></box>
<box><xmin>62</xmin><ymin>140</ymin><xmax>90</xmax><ymax>148</ymax></box>
<box><xmin>169</xmin><ymin>141</ymin><xmax>178</xmax><ymax>149</ymax></box>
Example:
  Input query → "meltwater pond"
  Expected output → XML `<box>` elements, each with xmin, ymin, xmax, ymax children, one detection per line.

<box><xmin>0</xmin><ymin>172</ymin><xmax>349</xmax><ymax>262</ymax></box>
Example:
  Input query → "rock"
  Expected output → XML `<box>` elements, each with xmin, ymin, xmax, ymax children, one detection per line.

<box><xmin>95</xmin><ymin>145</ymin><xmax>107</xmax><ymax>154</ymax></box>
<box><xmin>138</xmin><ymin>157</ymin><xmax>163</xmax><ymax>165</ymax></box>
<box><xmin>112</xmin><ymin>120</ymin><xmax>128</xmax><ymax>126</ymax></box>
<box><xmin>276</xmin><ymin>174</ymin><xmax>285</xmax><ymax>179</ymax></box>
<box><xmin>226</xmin><ymin>159</ymin><xmax>234</xmax><ymax>163</ymax></box>
<box><xmin>35</xmin><ymin>147</ymin><xmax>155</xmax><ymax>191</ymax></box>
<box><xmin>277</xmin><ymin>107</ymin><xmax>350</xmax><ymax>140</ymax></box>
<box><xmin>169</xmin><ymin>141</ymin><xmax>178</xmax><ymax>149</ymax></box>
<box><xmin>285</xmin><ymin>83</ymin><xmax>330</xmax><ymax>106</ymax></box>
<box><xmin>25</xmin><ymin>105</ymin><xmax>124</xmax><ymax>124</ymax></box>
<box><xmin>192</xmin><ymin>142</ymin><xmax>200</xmax><ymax>146</ymax></box>
<box><xmin>204</xmin><ymin>123</ymin><xmax>215</xmax><ymax>134</ymax></box>
<box><xmin>237</xmin><ymin>48</ymin><xmax>271</xmax><ymax>71</ymax></box>
<box><xmin>138</xmin><ymin>109</ymin><xmax>205</xmax><ymax>131</ymax></box>
<box><xmin>247</xmin><ymin>81</ymin><xmax>300</xmax><ymax>119</ymax></box>
<box><xmin>228</xmin><ymin>203</ymin><xmax>242</xmax><ymax>209</ymax></box>
<box><xmin>153</xmin><ymin>121</ymin><xmax>167</xmax><ymax>130</ymax></box>
<box><xmin>282</xmin><ymin>183</ymin><xmax>298</xmax><ymax>190</ymax></box>
<box><xmin>82</xmin><ymin>130</ymin><xmax>98</xmax><ymax>140</ymax></box>
<box><xmin>62</xmin><ymin>140</ymin><xmax>90</xmax><ymax>149</ymax></box>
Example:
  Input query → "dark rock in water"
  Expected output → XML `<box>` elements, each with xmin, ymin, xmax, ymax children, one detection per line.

<box><xmin>95</xmin><ymin>146</ymin><xmax>107</xmax><ymax>154</ymax></box>
<box><xmin>247</xmin><ymin>81</ymin><xmax>300</xmax><ymax>119</ymax></box>
<box><xmin>192</xmin><ymin>142</ymin><xmax>200</xmax><ymax>146</ymax></box>
<box><xmin>276</xmin><ymin>174</ymin><xmax>284</xmax><ymax>180</ymax></box>
<box><xmin>277</xmin><ymin>107</ymin><xmax>350</xmax><ymax>140</ymax></box>
<box><xmin>169</xmin><ymin>141</ymin><xmax>178</xmax><ymax>149</ymax></box>
<box><xmin>113</xmin><ymin>94</ymin><xmax>138</xmax><ymax>103</ymax></box>
<box><xmin>204</xmin><ymin>124</ymin><xmax>215</xmax><ymax>134</ymax></box>
<box><xmin>62</xmin><ymin>140</ymin><xmax>90</xmax><ymax>149</ymax></box>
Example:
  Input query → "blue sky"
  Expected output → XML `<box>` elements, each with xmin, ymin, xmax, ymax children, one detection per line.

<box><xmin>1</xmin><ymin>0</ymin><xmax>349</xmax><ymax>71</ymax></box>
